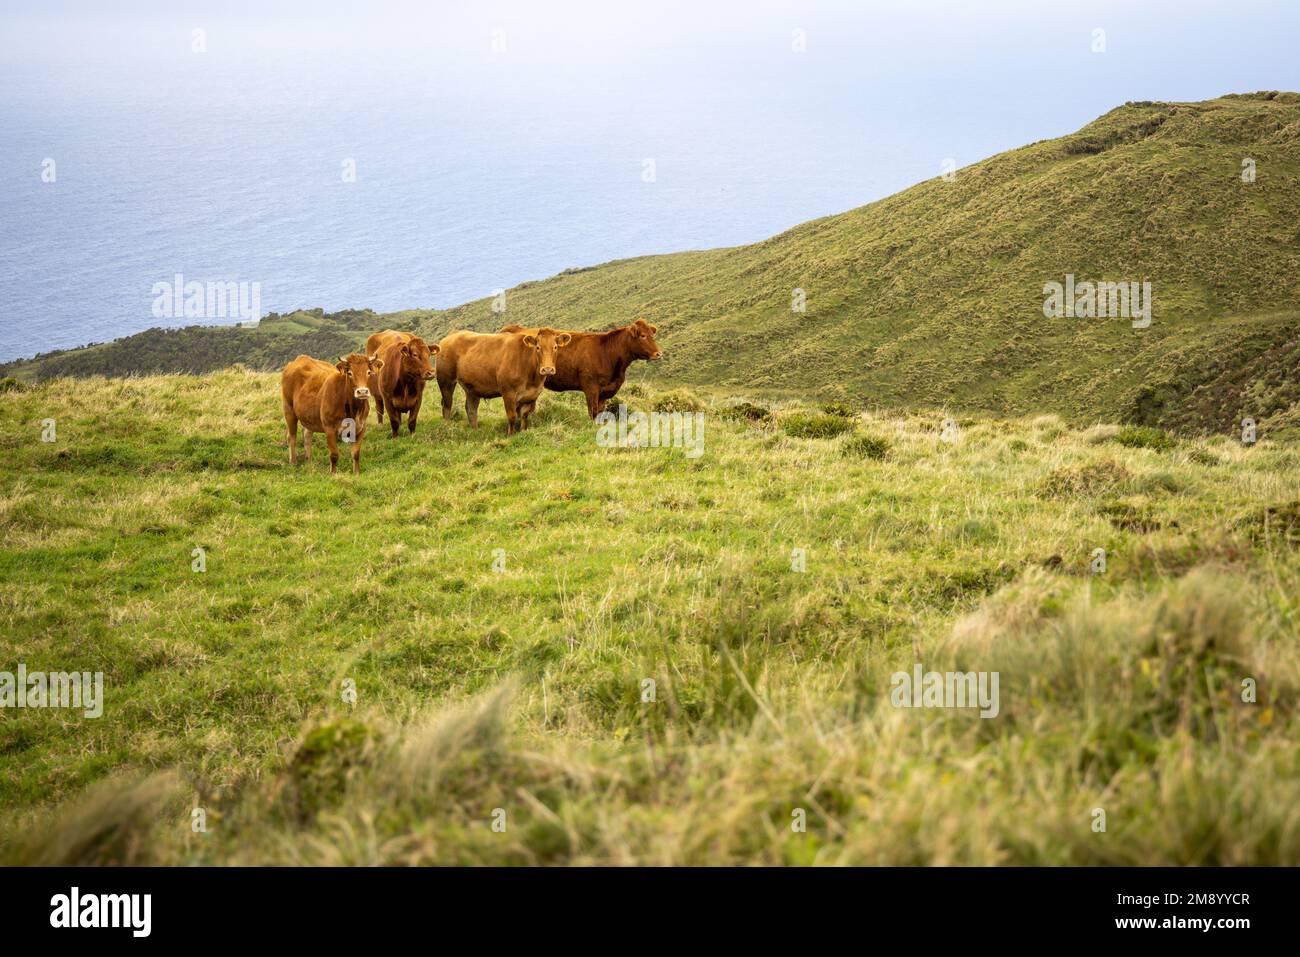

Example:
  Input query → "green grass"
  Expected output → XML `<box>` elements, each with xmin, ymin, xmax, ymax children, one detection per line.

<box><xmin>3</xmin><ymin>373</ymin><xmax>1300</xmax><ymax>864</ymax></box>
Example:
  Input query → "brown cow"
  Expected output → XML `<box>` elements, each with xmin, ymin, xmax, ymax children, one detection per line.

<box><xmin>435</xmin><ymin>328</ymin><xmax>571</xmax><ymax>435</ymax></box>
<box><xmin>365</xmin><ymin>329</ymin><xmax>408</xmax><ymax>359</ymax></box>
<box><xmin>280</xmin><ymin>352</ymin><xmax>383</xmax><ymax>474</ymax></box>
<box><xmin>369</xmin><ymin>331</ymin><xmax>440</xmax><ymax>437</ymax></box>
<box><xmin>499</xmin><ymin>319</ymin><xmax>661</xmax><ymax>417</ymax></box>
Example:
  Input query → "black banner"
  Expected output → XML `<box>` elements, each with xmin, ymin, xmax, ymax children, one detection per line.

<box><xmin>2</xmin><ymin>866</ymin><xmax>1281</xmax><ymax>943</ymax></box>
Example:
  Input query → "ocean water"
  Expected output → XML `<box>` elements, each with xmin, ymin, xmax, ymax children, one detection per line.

<box><xmin>3</xmin><ymin>1</ymin><xmax>1298</xmax><ymax>361</ymax></box>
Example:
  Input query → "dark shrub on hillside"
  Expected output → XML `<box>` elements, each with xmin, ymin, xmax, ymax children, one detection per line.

<box><xmin>1115</xmin><ymin>425</ymin><xmax>1177</xmax><ymax>451</ymax></box>
<box><xmin>841</xmin><ymin>434</ymin><xmax>890</xmax><ymax>459</ymax></box>
<box><xmin>652</xmin><ymin>388</ymin><xmax>705</xmax><ymax>413</ymax></box>
<box><xmin>782</xmin><ymin>413</ymin><xmax>853</xmax><ymax>439</ymax></box>
<box><xmin>720</xmin><ymin>401</ymin><xmax>771</xmax><ymax>423</ymax></box>
<box><xmin>819</xmin><ymin>402</ymin><xmax>856</xmax><ymax>418</ymax></box>
<box><xmin>1098</xmin><ymin>500</ymin><xmax>1167</xmax><ymax>533</ymax></box>
<box><xmin>286</xmin><ymin>718</ymin><xmax>376</xmax><ymax>823</ymax></box>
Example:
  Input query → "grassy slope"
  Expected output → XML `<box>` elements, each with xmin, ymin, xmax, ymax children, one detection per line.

<box><xmin>415</xmin><ymin>92</ymin><xmax>1300</xmax><ymax>433</ymax></box>
<box><xmin>0</xmin><ymin>310</ymin><xmax>377</xmax><ymax>381</ymax></box>
<box><xmin>2</xmin><ymin>376</ymin><xmax>1299</xmax><ymax>864</ymax></box>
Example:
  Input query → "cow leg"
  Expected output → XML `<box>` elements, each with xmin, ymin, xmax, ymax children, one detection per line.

<box><xmin>439</xmin><ymin>379</ymin><xmax>456</xmax><ymax>420</ymax></box>
<box><xmin>351</xmin><ymin>435</ymin><xmax>363</xmax><ymax>474</ymax></box>
<box><xmin>325</xmin><ymin>427</ymin><xmax>341</xmax><ymax>474</ymax></box>
<box><xmin>465</xmin><ymin>392</ymin><xmax>481</xmax><ymax>428</ymax></box>
<box><xmin>502</xmin><ymin>394</ymin><xmax>519</xmax><ymax>435</ymax></box>
<box><xmin>303</xmin><ymin>430</ymin><xmax>312</xmax><ymax>462</ymax></box>
<box><xmin>582</xmin><ymin>382</ymin><xmax>600</xmax><ymax>418</ymax></box>
<box><xmin>387</xmin><ymin>397</ymin><xmax>401</xmax><ymax>437</ymax></box>
<box><xmin>375</xmin><ymin>397</ymin><xmax>385</xmax><ymax>424</ymax></box>
<box><xmin>408</xmin><ymin>395</ymin><xmax>421</xmax><ymax>434</ymax></box>
<box><xmin>285</xmin><ymin>411</ymin><xmax>298</xmax><ymax>465</ymax></box>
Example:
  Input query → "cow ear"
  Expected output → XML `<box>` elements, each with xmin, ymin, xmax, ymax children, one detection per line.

<box><xmin>336</xmin><ymin>358</ymin><xmax>347</xmax><ymax>373</ymax></box>
<box><xmin>556</xmin><ymin>333</ymin><xmax>572</xmax><ymax>347</ymax></box>
<box><xmin>649</xmin><ymin>325</ymin><xmax>658</xmax><ymax>335</ymax></box>
<box><xmin>400</xmin><ymin>344</ymin><xmax>410</xmax><ymax>356</ymax></box>
<box><xmin>370</xmin><ymin>357</ymin><xmax>384</xmax><ymax>370</ymax></box>
<box><xmin>522</xmin><ymin>334</ymin><xmax>538</xmax><ymax>348</ymax></box>
<box><xmin>429</xmin><ymin>344</ymin><xmax>441</xmax><ymax>355</ymax></box>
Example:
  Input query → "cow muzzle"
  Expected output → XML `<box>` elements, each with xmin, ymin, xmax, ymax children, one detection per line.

<box><xmin>422</xmin><ymin>371</ymin><xmax>436</xmax><ymax>380</ymax></box>
<box><xmin>354</xmin><ymin>388</ymin><xmax>371</xmax><ymax>399</ymax></box>
<box><xmin>539</xmin><ymin>366</ymin><xmax>556</xmax><ymax>377</ymax></box>
<box><xmin>649</xmin><ymin>351</ymin><xmax>663</xmax><ymax>361</ymax></box>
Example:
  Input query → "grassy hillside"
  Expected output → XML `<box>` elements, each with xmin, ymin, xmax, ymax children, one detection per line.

<box><xmin>418</xmin><ymin>92</ymin><xmax>1300</xmax><ymax>435</ymax></box>
<box><xmin>0</xmin><ymin>310</ymin><xmax>376</xmax><ymax>381</ymax></box>
<box><xmin>2</xmin><ymin>375</ymin><xmax>1299</xmax><ymax>864</ymax></box>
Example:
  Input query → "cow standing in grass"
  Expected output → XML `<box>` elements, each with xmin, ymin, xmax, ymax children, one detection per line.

<box><xmin>280</xmin><ymin>353</ymin><xmax>383</xmax><ymax>474</ymax></box>
<box><xmin>500</xmin><ymin>319</ymin><xmax>661</xmax><ymax>418</ymax></box>
<box><xmin>435</xmin><ymin>328</ymin><xmax>571</xmax><ymax>434</ymax></box>
<box><xmin>365</xmin><ymin>330</ymin><xmax>440</xmax><ymax>437</ymax></box>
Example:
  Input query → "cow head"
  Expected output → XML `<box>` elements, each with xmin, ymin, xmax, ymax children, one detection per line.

<box><xmin>627</xmin><ymin>319</ymin><xmax>662</xmax><ymax>361</ymax></box>
<box><xmin>336</xmin><ymin>353</ymin><xmax>383</xmax><ymax>399</ymax></box>
<box><xmin>399</xmin><ymin>336</ymin><xmax>439</xmax><ymax>380</ymax></box>
<box><xmin>521</xmin><ymin>328</ymin><xmax>572</xmax><ymax>377</ymax></box>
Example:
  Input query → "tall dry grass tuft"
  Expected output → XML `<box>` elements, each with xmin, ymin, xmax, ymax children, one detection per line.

<box><xmin>14</xmin><ymin>771</ymin><xmax>185</xmax><ymax>866</ymax></box>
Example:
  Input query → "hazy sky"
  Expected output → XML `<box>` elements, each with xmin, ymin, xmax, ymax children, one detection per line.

<box><xmin>7</xmin><ymin>1</ymin><xmax>1300</xmax><ymax>151</ymax></box>
<box><xmin>7</xmin><ymin>1</ymin><xmax>1299</xmax><ymax>218</ymax></box>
